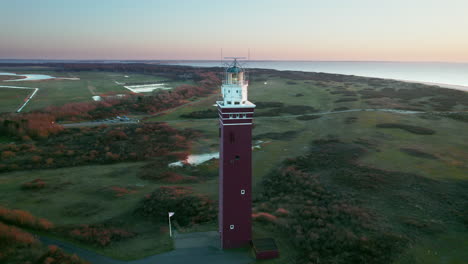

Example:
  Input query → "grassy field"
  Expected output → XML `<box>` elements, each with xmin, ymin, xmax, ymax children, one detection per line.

<box><xmin>0</xmin><ymin>88</ymin><xmax>33</xmax><ymax>113</ymax></box>
<box><xmin>1</xmin><ymin>67</ymin><xmax>467</xmax><ymax>263</ymax></box>
<box><xmin>0</xmin><ymin>162</ymin><xmax>218</xmax><ymax>260</ymax></box>
<box><xmin>145</xmin><ymin>72</ymin><xmax>468</xmax><ymax>263</ymax></box>
<box><xmin>0</xmin><ymin>66</ymin><xmax>194</xmax><ymax>112</ymax></box>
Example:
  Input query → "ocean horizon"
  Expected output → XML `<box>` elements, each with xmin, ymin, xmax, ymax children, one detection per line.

<box><xmin>2</xmin><ymin>59</ymin><xmax>468</xmax><ymax>90</ymax></box>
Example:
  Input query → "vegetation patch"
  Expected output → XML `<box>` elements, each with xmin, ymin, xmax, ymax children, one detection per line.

<box><xmin>440</xmin><ymin>113</ymin><xmax>468</xmax><ymax>123</ymax></box>
<box><xmin>376</xmin><ymin>123</ymin><xmax>435</xmax><ymax>135</ymax></box>
<box><xmin>257</xmin><ymin>105</ymin><xmax>318</xmax><ymax>117</ymax></box>
<box><xmin>333</xmin><ymin>107</ymin><xmax>349</xmax><ymax>111</ymax></box>
<box><xmin>62</xmin><ymin>202</ymin><xmax>104</xmax><ymax>217</ymax></box>
<box><xmin>358</xmin><ymin>86</ymin><xmax>468</xmax><ymax>111</ymax></box>
<box><xmin>0</xmin><ymin>205</ymin><xmax>54</xmax><ymax>230</ymax></box>
<box><xmin>67</xmin><ymin>224</ymin><xmax>136</xmax><ymax>247</ymax></box>
<box><xmin>344</xmin><ymin>117</ymin><xmax>358</xmax><ymax>124</ymax></box>
<box><xmin>0</xmin><ymin>123</ymin><xmax>196</xmax><ymax>173</ymax></box>
<box><xmin>256</xmin><ymin>139</ymin><xmax>468</xmax><ymax>263</ymax></box>
<box><xmin>400</xmin><ymin>148</ymin><xmax>438</xmax><ymax>159</ymax></box>
<box><xmin>254</xmin><ymin>101</ymin><xmax>285</xmax><ymax>109</ymax></box>
<box><xmin>296</xmin><ymin>115</ymin><xmax>322</xmax><ymax>121</ymax></box>
<box><xmin>21</xmin><ymin>178</ymin><xmax>47</xmax><ymax>190</ymax></box>
<box><xmin>140</xmin><ymin>186</ymin><xmax>216</xmax><ymax>226</ymax></box>
<box><xmin>335</xmin><ymin>97</ymin><xmax>358</xmax><ymax>103</ymax></box>
<box><xmin>330</xmin><ymin>90</ymin><xmax>357</xmax><ymax>96</ymax></box>
<box><xmin>253</xmin><ymin>130</ymin><xmax>300</xmax><ymax>140</ymax></box>
<box><xmin>180</xmin><ymin>108</ymin><xmax>217</xmax><ymax>119</ymax></box>
<box><xmin>1</xmin><ymin>222</ymin><xmax>89</xmax><ymax>264</ymax></box>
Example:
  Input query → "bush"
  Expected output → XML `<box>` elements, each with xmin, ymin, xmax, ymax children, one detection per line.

<box><xmin>296</xmin><ymin>115</ymin><xmax>321</xmax><ymax>121</ymax></box>
<box><xmin>68</xmin><ymin>224</ymin><xmax>135</xmax><ymax>247</ymax></box>
<box><xmin>0</xmin><ymin>222</ymin><xmax>38</xmax><ymax>246</ymax></box>
<box><xmin>141</xmin><ymin>186</ymin><xmax>216</xmax><ymax>226</ymax></box>
<box><xmin>0</xmin><ymin>206</ymin><xmax>54</xmax><ymax>230</ymax></box>
<box><xmin>335</xmin><ymin>98</ymin><xmax>358</xmax><ymax>103</ymax></box>
<box><xmin>400</xmin><ymin>148</ymin><xmax>438</xmax><ymax>159</ymax></box>
<box><xmin>21</xmin><ymin>178</ymin><xmax>47</xmax><ymax>190</ymax></box>
<box><xmin>376</xmin><ymin>123</ymin><xmax>435</xmax><ymax>135</ymax></box>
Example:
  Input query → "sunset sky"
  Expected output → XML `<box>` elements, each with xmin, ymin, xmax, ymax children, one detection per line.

<box><xmin>1</xmin><ymin>0</ymin><xmax>468</xmax><ymax>62</ymax></box>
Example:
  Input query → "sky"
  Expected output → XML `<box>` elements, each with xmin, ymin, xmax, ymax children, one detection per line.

<box><xmin>1</xmin><ymin>0</ymin><xmax>468</xmax><ymax>62</ymax></box>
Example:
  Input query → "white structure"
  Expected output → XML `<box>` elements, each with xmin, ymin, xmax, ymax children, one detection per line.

<box><xmin>219</xmin><ymin>59</ymin><xmax>253</xmax><ymax>107</ymax></box>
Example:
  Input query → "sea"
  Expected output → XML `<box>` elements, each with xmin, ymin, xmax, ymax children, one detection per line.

<box><xmin>2</xmin><ymin>60</ymin><xmax>468</xmax><ymax>90</ymax></box>
<box><xmin>163</xmin><ymin>61</ymin><xmax>468</xmax><ymax>89</ymax></box>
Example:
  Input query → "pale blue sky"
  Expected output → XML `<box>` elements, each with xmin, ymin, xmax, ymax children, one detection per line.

<box><xmin>1</xmin><ymin>0</ymin><xmax>468</xmax><ymax>61</ymax></box>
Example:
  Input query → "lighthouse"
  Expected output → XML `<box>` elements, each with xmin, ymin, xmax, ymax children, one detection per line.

<box><xmin>218</xmin><ymin>58</ymin><xmax>256</xmax><ymax>249</ymax></box>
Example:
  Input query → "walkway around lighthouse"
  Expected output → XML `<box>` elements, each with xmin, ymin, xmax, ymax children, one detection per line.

<box><xmin>39</xmin><ymin>231</ymin><xmax>253</xmax><ymax>264</ymax></box>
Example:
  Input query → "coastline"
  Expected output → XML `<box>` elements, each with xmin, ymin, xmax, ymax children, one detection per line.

<box><xmin>391</xmin><ymin>78</ymin><xmax>468</xmax><ymax>93</ymax></box>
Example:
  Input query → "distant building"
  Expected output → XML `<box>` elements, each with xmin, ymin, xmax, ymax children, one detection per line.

<box><xmin>217</xmin><ymin>59</ymin><xmax>256</xmax><ymax>249</ymax></box>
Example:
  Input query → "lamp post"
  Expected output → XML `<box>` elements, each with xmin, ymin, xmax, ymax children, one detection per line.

<box><xmin>168</xmin><ymin>212</ymin><xmax>175</xmax><ymax>237</ymax></box>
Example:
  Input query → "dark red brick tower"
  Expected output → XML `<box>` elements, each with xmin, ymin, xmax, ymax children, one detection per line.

<box><xmin>218</xmin><ymin>59</ymin><xmax>255</xmax><ymax>249</ymax></box>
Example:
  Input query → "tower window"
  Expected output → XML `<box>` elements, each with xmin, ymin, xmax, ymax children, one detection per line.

<box><xmin>235</xmin><ymin>155</ymin><xmax>240</xmax><ymax>160</ymax></box>
<box><xmin>241</xmin><ymin>189</ymin><xmax>245</xmax><ymax>195</ymax></box>
<box><xmin>230</xmin><ymin>225</ymin><xmax>235</xmax><ymax>230</ymax></box>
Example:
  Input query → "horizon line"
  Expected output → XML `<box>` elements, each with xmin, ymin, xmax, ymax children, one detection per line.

<box><xmin>1</xmin><ymin>58</ymin><xmax>468</xmax><ymax>64</ymax></box>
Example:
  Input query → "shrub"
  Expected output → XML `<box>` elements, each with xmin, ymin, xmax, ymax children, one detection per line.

<box><xmin>296</xmin><ymin>115</ymin><xmax>321</xmax><ymax>121</ymax></box>
<box><xmin>0</xmin><ymin>222</ymin><xmax>37</xmax><ymax>246</ymax></box>
<box><xmin>335</xmin><ymin>98</ymin><xmax>358</xmax><ymax>103</ymax></box>
<box><xmin>0</xmin><ymin>206</ymin><xmax>54</xmax><ymax>230</ymax></box>
<box><xmin>252</xmin><ymin>212</ymin><xmax>277</xmax><ymax>223</ymax></box>
<box><xmin>400</xmin><ymin>148</ymin><xmax>438</xmax><ymax>159</ymax></box>
<box><xmin>109</xmin><ymin>186</ymin><xmax>138</xmax><ymax>197</ymax></box>
<box><xmin>376</xmin><ymin>123</ymin><xmax>435</xmax><ymax>135</ymax></box>
<box><xmin>68</xmin><ymin>224</ymin><xmax>135</xmax><ymax>247</ymax></box>
<box><xmin>36</xmin><ymin>244</ymin><xmax>90</xmax><ymax>264</ymax></box>
<box><xmin>141</xmin><ymin>186</ymin><xmax>216</xmax><ymax>226</ymax></box>
<box><xmin>1</xmin><ymin>151</ymin><xmax>15</xmax><ymax>159</ymax></box>
<box><xmin>21</xmin><ymin>178</ymin><xmax>47</xmax><ymax>190</ymax></box>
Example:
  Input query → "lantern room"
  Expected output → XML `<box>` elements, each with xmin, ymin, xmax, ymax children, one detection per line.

<box><xmin>221</xmin><ymin>59</ymin><xmax>249</xmax><ymax>106</ymax></box>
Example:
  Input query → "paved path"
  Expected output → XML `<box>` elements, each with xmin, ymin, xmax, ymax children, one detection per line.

<box><xmin>40</xmin><ymin>231</ymin><xmax>253</xmax><ymax>264</ymax></box>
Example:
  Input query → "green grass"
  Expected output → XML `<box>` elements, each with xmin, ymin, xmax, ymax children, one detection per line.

<box><xmin>395</xmin><ymin>231</ymin><xmax>468</xmax><ymax>264</ymax></box>
<box><xmin>0</xmin><ymin>161</ymin><xmax>211</xmax><ymax>260</ymax></box>
<box><xmin>1</xmin><ymin>68</ymin><xmax>467</xmax><ymax>262</ymax></box>
<box><xmin>143</xmin><ymin>74</ymin><xmax>468</xmax><ymax>263</ymax></box>
<box><xmin>0</xmin><ymin>67</ymin><xmax>194</xmax><ymax>112</ymax></box>
<box><xmin>0</xmin><ymin>88</ymin><xmax>33</xmax><ymax>113</ymax></box>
